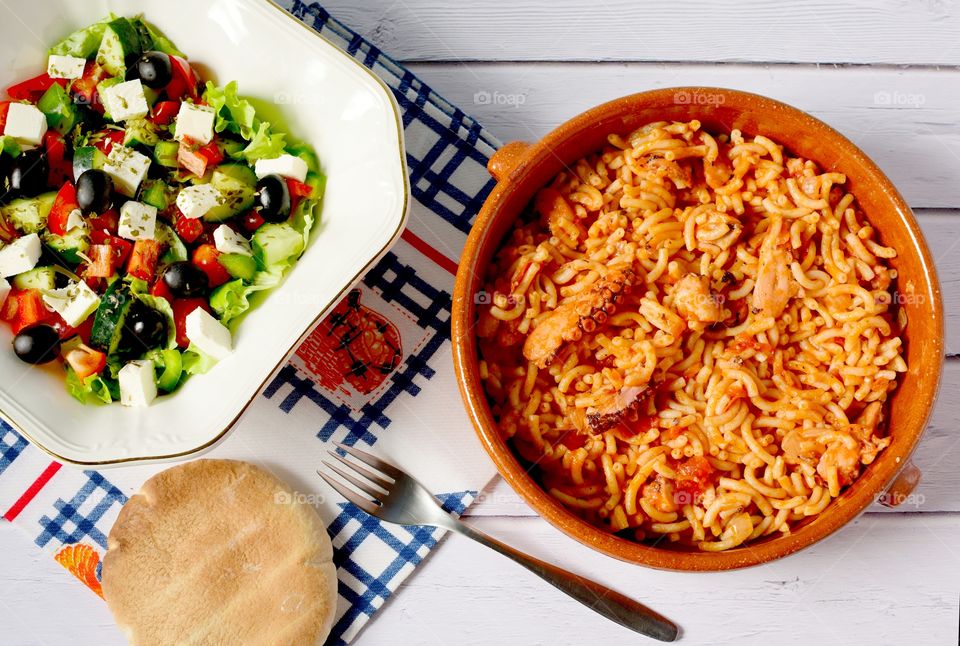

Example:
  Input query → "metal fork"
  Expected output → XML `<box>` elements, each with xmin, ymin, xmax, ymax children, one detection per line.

<box><xmin>318</xmin><ymin>443</ymin><xmax>680</xmax><ymax>642</ymax></box>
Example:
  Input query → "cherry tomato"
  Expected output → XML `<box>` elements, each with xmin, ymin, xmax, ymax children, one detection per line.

<box><xmin>150</xmin><ymin>100</ymin><xmax>181</xmax><ymax>125</ymax></box>
<box><xmin>191</xmin><ymin>243</ymin><xmax>231</xmax><ymax>288</ymax></box>
<box><xmin>240</xmin><ymin>210</ymin><xmax>264</xmax><ymax>233</ymax></box>
<box><xmin>172</xmin><ymin>298</ymin><xmax>210</xmax><ymax>348</ymax></box>
<box><xmin>174</xmin><ymin>211</ymin><xmax>203</xmax><ymax>244</ymax></box>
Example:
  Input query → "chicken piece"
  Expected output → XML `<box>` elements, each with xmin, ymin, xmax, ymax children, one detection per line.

<box><xmin>673</xmin><ymin>274</ymin><xmax>723</xmax><ymax>324</ymax></box>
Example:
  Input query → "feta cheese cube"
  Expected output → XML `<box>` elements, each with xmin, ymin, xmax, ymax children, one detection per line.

<box><xmin>3</xmin><ymin>104</ymin><xmax>48</xmax><ymax>146</ymax></box>
<box><xmin>118</xmin><ymin>201</ymin><xmax>157</xmax><ymax>241</ymax></box>
<box><xmin>100</xmin><ymin>80</ymin><xmax>149</xmax><ymax>122</ymax></box>
<box><xmin>41</xmin><ymin>281</ymin><xmax>100</xmax><ymax>327</ymax></box>
<box><xmin>119</xmin><ymin>360</ymin><xmax>157</xmax><ymax>407</ymax></box>
<box><xmin>0</xmin><ymin>234</ymin><xmax>41</xmax><ymax>277</ymax></box>
<box><xmin>213</xmin><ymin>224</ymin><xmax>252</xmax><ymax>256</ymax></box>
<box><xmin>65</xmin><ymin>209</ymin><xmax>85</xmax><ymax>232</ymax></box>
<box><xmin>0</xmin><ymin>278</ymin><xmax>10</xmax><ymax>311</ymax></box>
<box><xmin>47</xmin><ymin>54</ymin><xmax>86</xmax><ymax>80</ymax></box>
<box><xmin>103</xmin><ymin>146</ymin><xmax>152</xmax><ymax>197</ymax></box>
<box><xmin>185</xmin><ymin>308</ymin><xmax>232</xmax><ymax>360</ymax></box>
<box><xmin>254</xmin><ymin>155</ymin><xmax>308</xmax><ymax>183</ymax></box>
<box><xmin>176</xmin><ymin>184</ymin><xmax>221</xmax><ymax>220</ymax></box>
<box><xmin>174</xmin><ymin>103</ymin><xmax>216</xmax><ymax>145</ymax></box>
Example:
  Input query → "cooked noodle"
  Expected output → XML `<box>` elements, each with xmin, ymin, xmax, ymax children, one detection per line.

<box><xmin>477</xmin><ymin>120</ymin><xmax>905</xmax><ymax>551</ymax></box>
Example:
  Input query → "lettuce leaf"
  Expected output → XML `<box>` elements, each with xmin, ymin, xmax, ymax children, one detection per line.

<box><xmin>182</xmin><ymin>343</ymin><xmax>218</xmax><ymax>375</ymax></box>
<box><xmin>65</xmin><ymin>367</ymin><xmax>116</xmax><ymax>405</ymax></box>
<box><xmin>203</xmin><ymin>81</ymin><xmax>258</xmax><ymax>139</ymax></box>
<box><xmin>230</xmin><ymin>122</ymin><xmax>286</xmax><ymax>163</ymax></box>
<box><xmin>209</xmin><ymin>279</ymin><xmax>251</xmax><ymax>325</ymax></box>
<box><xmin>48</xmin><ymin>14</ymin><xmax>116</xmax><ymax>57</ymax></box>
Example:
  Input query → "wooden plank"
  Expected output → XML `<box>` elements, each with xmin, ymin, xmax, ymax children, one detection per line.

<box><xmin>320</xmin><ymin>0</ymin><xmax>960</xmax><ymax>66</ymax></box>
<box><xmin>359</xmin><ymin>514</ymin><xmax>960</xmax><ymax>645</ymax></box>
<box><xmin>407</xmin><ymin>62</ymin><xmax>960</xmax><ymax>208</ymax></box>
<box><xmin>3</xmin><ymin>513</ymin><xmax>959</xmax><ymax>645</ymax></box>
<box><xmin>466</xmin><ymin>358</ymin><xmax>960</xmax><ymax>516</ymax></box>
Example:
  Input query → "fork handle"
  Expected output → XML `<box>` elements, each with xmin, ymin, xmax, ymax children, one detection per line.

<box><xmin>447</xmin><ymin>520</ymin><xmax>679</xmax><ymax>642</ymax></box>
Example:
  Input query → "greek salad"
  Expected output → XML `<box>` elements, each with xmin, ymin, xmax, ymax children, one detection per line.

<box><xmin>0</xmin><ymin>15</ymin><xmax>324</xmax><ymax>406</ymax></box>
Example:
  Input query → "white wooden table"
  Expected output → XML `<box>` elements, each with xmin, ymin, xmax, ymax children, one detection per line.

<box><xmin>4</xmin><ymin>1</ymin><xmax>960</xmax><ymax>643</ymax></box>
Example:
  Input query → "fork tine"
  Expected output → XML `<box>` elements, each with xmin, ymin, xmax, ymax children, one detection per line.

<box><xmin>322</xmin><ymin>461</ymin><xmax>385</xmax><ymax>502</ymax></box>
<box><xmin>317</xmin><ymin>470</ymin><xmax>379</xmax><ymax>515</ymax></box>
<box><xmin>328</xmin><ymin>451</ymin><xmax>392</xmax><ymax>493</ymax></box>
<box><xmin>335</xmin><ymin>442</ymin><xmax>402</xmax><ymax>479</ymax></box>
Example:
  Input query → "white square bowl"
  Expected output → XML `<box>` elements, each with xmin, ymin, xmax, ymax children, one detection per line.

<box><xmin>0</xmin><ymin>0</ymin><xmax>409</xmax><ymax>466</ymax></box>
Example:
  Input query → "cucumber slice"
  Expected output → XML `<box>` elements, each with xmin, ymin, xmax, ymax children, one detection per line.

<box><xmin>3</xmin><ymin>192</ymin><xmax>56</xmax><ymax>234</ymax></box>
<box><xmin>12</xmin><ymin>266</ymin><xmax>57</xmax><ymax>291</ymax></box>
<box><xmin>213</xmin><ymin>164</ymin><xmax>257</xmax><ymax>186</ymax></box>
<box><xmin>252</xmin><ymin>223</ymin><xmax>304</xmax><ymax>267</ymax></box>
<box><xmin>153</xmin><ymin>140</ymin><xmax>179</xmax><ymax>168</ymax></box>
<box><xmin>128</xmin><ymin>18</ymin><xmax>185</xmax><ymax>58</ymax></box>
<box><xmin>95</xmin><ymin>18</ymin><xmax>142</xmax><ymax>77</ymax></box>
<box><xmin>44</xmin><ymin>228</ymin><xmax>90</xmax><ymax>265</ymax></box>
<box><xmin>123</xmin><ymin>118</ymin><xmax>159</xmax><ymax>148</ymax></box>
<box><xmin>73</xmin><ymin>146</ymin><xmax>107</xmax><ymax>182</ymax></box>
<box><xmin>154</xmin><ymin>221</ymin><xmax>187</xmax><ymax>265</ymax></box>
<box><xmin>218</xmin><ymin>253</ymin><xmax>256</xmax><ymax>281</ymax></box>
<box><xmin>129</xmin><ymin>18</ymin><xmax>156</xmax><ymax>54</ymax></box>
<box><xmin>205</xmin><ymin>165</ymin><xmax>257</xmax><ymax>222</ymax></box>
<box><xmin>141</xmin><ymin>180</ymin><xmax>170</xmax><ymax>211</ymax></box>
<box><xmin>89</xmin><ymin>281</ymin><xmax>133</xmax><ymax>354</ymax></box>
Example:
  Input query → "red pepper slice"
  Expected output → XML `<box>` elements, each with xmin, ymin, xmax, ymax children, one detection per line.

<box><xmin>47</xmin><ymin>182</ymin><xmax>79</xmax><ymax>236</ymax></box>
<box><xmin>6</xmin><ymin>73</ymin><xmax>66</xmax><ymax>102</ymax></box>
<box><xmin>127</xmin><ymin>239</ymin><xmax>162</xmax><ymax>281</ymax></box>
<box><xmin>44</xmin><ymin>131</ymin><xmax>73</xmax><ymax>187</ymax></box>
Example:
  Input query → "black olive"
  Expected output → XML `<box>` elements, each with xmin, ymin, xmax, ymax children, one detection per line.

<box><xmin>124</xmin><ymin>302</ymin><xmax>168</xmax><ymax>350</ymax></box>
<box><xmin>0</xmin><ymin>154</ymin><xmax>12</xmax><ymax>204</ymax></box>
<box><xmin>162</xmin><ymin>261</ymin><xmax>209</xmax><ymax>298</ymax></box>
<box><xmin>13</xmin><ymin>325</ymin><xmax>61</xmax><ymax>364</ymax></box>
<box><xmin>256</xmin><ymin>174</ymin><xmax>291</xmax><ymax>223</ymax></box>
<box><xmin>126</xmin><ymin>51</ymin><xmax>173</xmax><ymax>89</ymax></box>
<box><xmin>76</xmin><ymin>169</ymin><xmax>113</xmax><ymax>213</ymax></box>
<box><xmin>74</xmin><ymin>104</ymin><xmax>105</xmax><ymax>130</ymax></box>
<box><xmin>7</xmin><ymin>149</ymin><xmax>49</xmax><ymax>199</ymax></box>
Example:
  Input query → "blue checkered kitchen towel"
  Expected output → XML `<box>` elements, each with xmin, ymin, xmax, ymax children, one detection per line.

<box><xmin>0</xmin><ymin>2</ymin><xmax>501</xmax><ymax>643</ymax></box>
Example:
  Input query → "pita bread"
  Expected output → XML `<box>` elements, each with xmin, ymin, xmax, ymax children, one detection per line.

<box><xmin>102</xmin><ymin>459</ymin><xmax>338</xmax><ymax>646</ymax></box>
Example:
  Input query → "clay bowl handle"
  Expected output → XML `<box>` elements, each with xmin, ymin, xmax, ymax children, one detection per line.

<box><xmin>488</xmin><ymin>141</ymin><xmax>532</xmax><ymax>182</ymax></box>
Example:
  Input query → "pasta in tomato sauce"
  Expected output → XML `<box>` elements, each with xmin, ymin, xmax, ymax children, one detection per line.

<box><xmin>476</xmin><ymin>120</ymin><xmax>905</xmax><ymax>551</ymax></box>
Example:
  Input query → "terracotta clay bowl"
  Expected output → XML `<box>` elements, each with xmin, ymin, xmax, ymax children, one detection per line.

<box><xmin>451</xmin><ymin>87</ymin><xmax>944</xmax><ymax>571</ymax></box>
